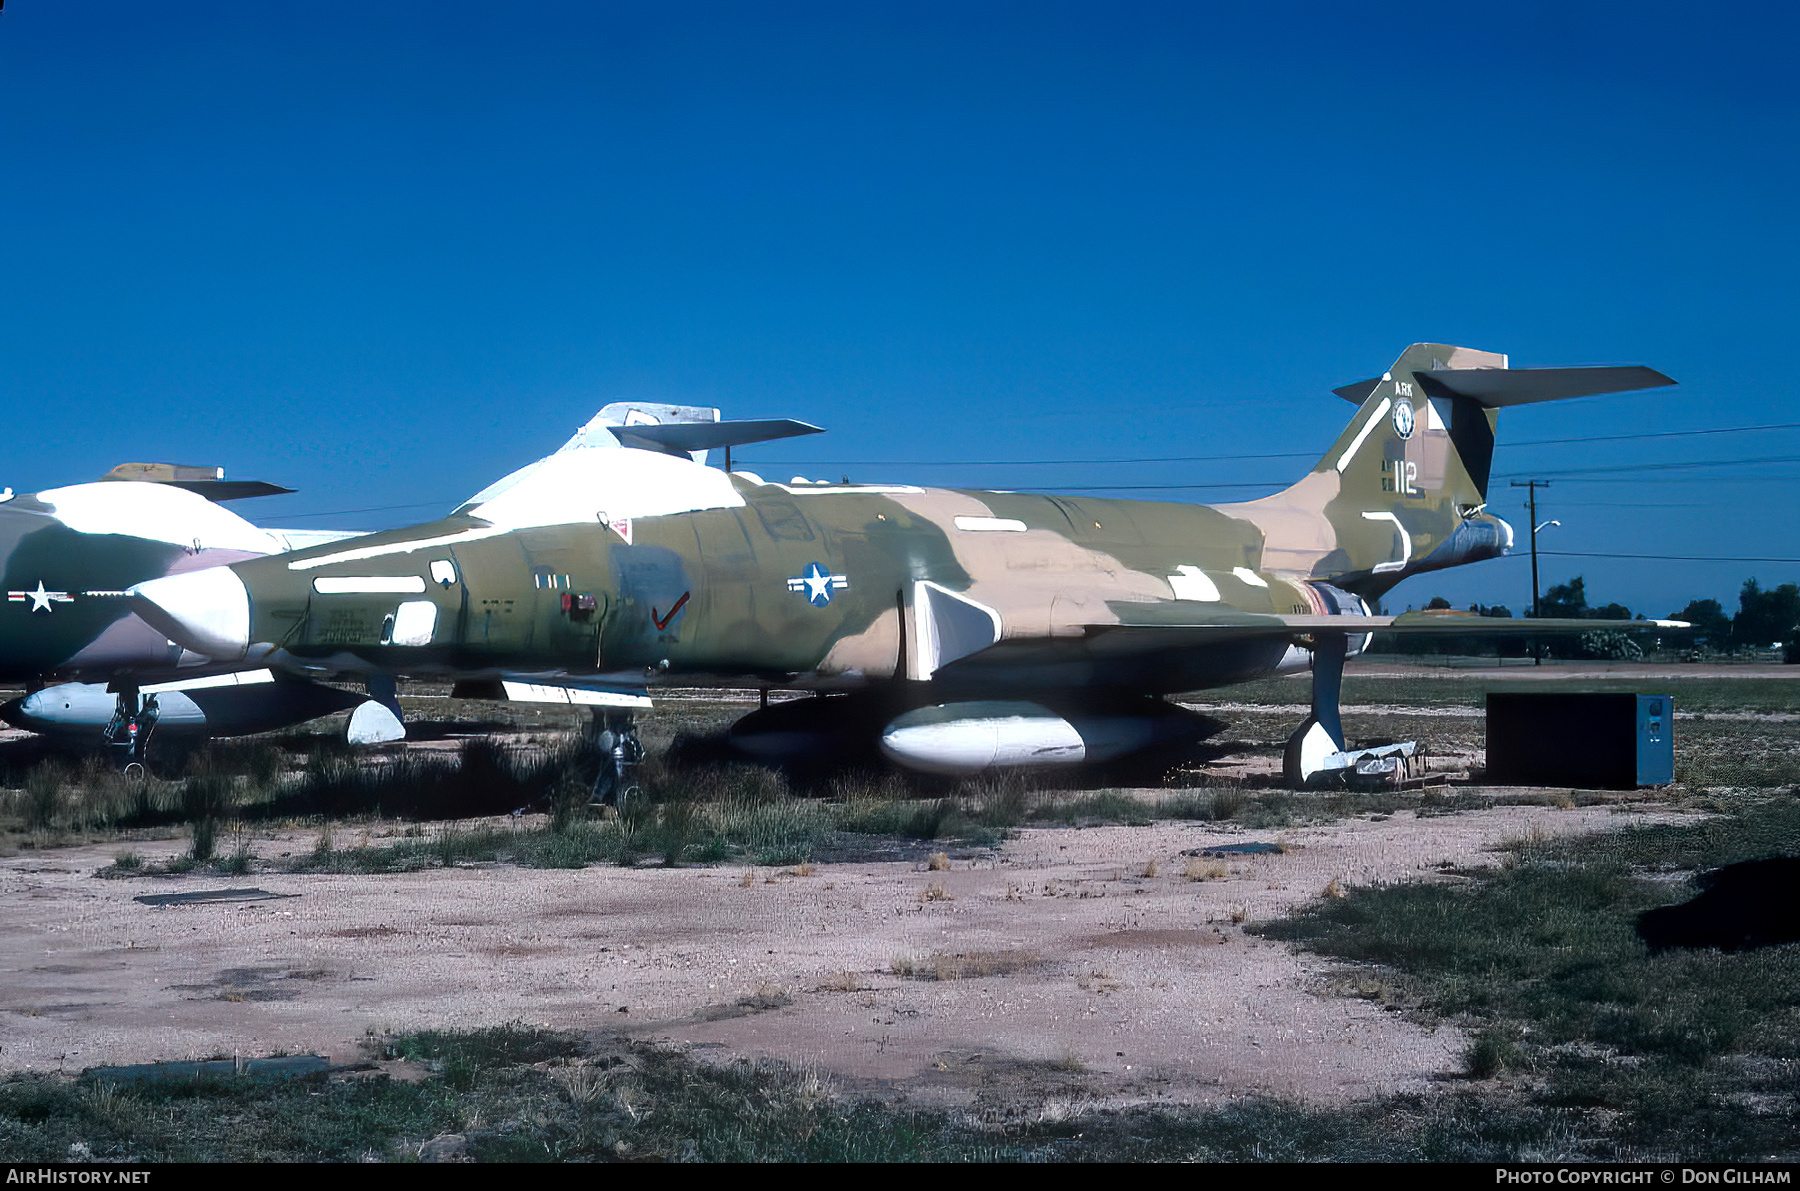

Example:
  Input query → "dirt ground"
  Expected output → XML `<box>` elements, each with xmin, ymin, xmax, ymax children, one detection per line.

<box><xmin>0</xmin><ymin>801</ymin><xmax>1693</xmax><ymax>1113</ymax></box>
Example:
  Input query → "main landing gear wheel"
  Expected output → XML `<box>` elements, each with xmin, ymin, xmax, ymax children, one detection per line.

<box><xmin>102</xmin><ymin>686</ymin><xmax>161</xmax><ymax>776</ymax></box>
<box><xmin>588</xmin><ymin>710</ymin><xmax>644</xmax><ymax>809</ymax></box>
<box><xmin>1283</xmin><ymin>632</ymin><xmax>1423</xmax><ymax>788</ymax></box>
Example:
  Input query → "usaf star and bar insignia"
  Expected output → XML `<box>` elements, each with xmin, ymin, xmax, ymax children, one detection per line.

<box><xmin>6</xmin><ymin>581</ymin><xmax>74</xmax><ymax>613</ymax></box>
<box><xmin>787</xmin><ymin>562</ymin><xmax>849</xmax><ymax>607</ymax></box>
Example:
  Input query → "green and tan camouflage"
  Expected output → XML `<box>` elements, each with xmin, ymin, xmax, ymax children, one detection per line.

<box><xmin>0</xmin><ymin>470</ymin><xmax>376</xmax><ymax>752</ymax></box>
<box><xmin>128</xmin><ymin>345</ymin><xmax>1681</xmax><ymax>783</ymax></box>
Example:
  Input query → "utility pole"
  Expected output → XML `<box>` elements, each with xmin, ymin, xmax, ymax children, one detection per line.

<box><xmin>1511</xmin><ymin>479</ymin><xmax>1551</xmax><ymax>665</ymax></box>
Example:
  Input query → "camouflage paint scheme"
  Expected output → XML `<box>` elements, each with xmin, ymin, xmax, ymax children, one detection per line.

<box><xmin>0</xmin><ymin>479</ymin><xmax>347</xmax><ymax>684</ymax></box>
<box><xmin>138</xmin><ymin>344</ymin><xmax>1674</xmax><ymax>712</ymax></box>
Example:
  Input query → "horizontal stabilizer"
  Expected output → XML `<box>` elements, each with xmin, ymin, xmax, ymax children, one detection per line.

<box><xmin>1334</xmin><ymin>365</ymin><xmax>1675</xmax><ymax>408</ymax></box>
<box><xmin>1416</xmin><ymin>365</ymin><xmax>1675</xmax><ymax>407</ymax></box>
<box><xmin>162</xmin><ymin>479</ymin><xmax>295</xmax><ymax>501</ymax></box>
<box><xmin>100</xmin><ymin>462</ymin><xmax>294</xmax><ymax>501</ymax></box>
<box><xmin>103</xmin><ymin>462</ymin><xmax>224</xmax><ymax>483</ymax></box>
<box><xmin>1332</xmin><ymin>378</ymin><xmax>1383</xmax><ymax>404</ymax></box>
<box><xmin>613</xmin><ymin>418</ymin><xmax>824</xmax><ymax>455</ymax></box>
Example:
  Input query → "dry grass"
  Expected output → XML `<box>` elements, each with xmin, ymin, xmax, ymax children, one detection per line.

<box><xmin>812</xmin><ymin>970</ymin><xmax>870</xmax><ymax>993</ymax></box>
<box><xmin>889</xmin><ymin>950</ymin><xmax>1036</xmax><ymax>981</ymax></box>
<box><xmin>738</xmin><ymin>983</ymin><xmax>791</xmax><ymax>1012</ymax></box>
<box><xmin>1334</xmin><ymin>974</ymin><xmax>1393</xmax><ymax>1004</ymax></box>
<box><xmin>919</xmin><ymin>882</ymin><xmax>953</xmax><ymax>902</ymax></box>
<box><xmin>1321</xmin><ymin>878</ymin><xmax>1347</xmax><ymax>899</ymax></box>
<box><xmin>1205</xmin><ymin>787</ymin><xmax>1246</xmax><ymax>820</ymax></box>
<box><xmin>1183</xmin><ymin>858</ymin><xmax>1226</xmax><ymax>881</ymax></box>
<box><xmin>926</xmin><ymin>851</ymin><xmax>950</xmax><ymax>871</ymax></box>
<box><xmin>550</xmin><ymin>1063</ymin><xmax>609</xmax><ymax>1106</ymax></box>
<box><xmin>1140</xmin><ymin>859</ymin><xmax>1159</xmax><ymax>879</ymax></box>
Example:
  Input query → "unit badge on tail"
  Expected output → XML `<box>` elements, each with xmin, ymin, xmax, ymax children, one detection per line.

<box><xmin>1391</xmin><ymin>398</ymin><xmax>1415</xmax><ymax>440</ymax></box>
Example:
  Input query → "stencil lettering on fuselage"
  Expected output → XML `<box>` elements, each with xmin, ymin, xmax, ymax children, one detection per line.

<box><xmin>609</xmin><ymin>544</ymin><xmax>694</xmax><ymax>651</ymax></box>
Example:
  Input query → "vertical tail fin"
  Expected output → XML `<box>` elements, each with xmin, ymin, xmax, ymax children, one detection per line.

<box><xmin>1217</xmin><ymin>343</ymin><xmax>1673</xmax><ymax>594</ymax></box>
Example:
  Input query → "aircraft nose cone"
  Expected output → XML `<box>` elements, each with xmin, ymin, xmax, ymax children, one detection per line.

<box><xmin>0</xmin><ymin>693</ymin><xmax>35</xmax><ymax>730</ymax></box>
<box><xmin>129</xmin><ymin>567</ymin><xmax>252</xmax><ymax>660</ymax></box>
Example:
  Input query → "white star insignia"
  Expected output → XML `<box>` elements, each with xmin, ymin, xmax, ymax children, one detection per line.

<box><xmin>8</xmin><ymin>581</ymin><xmax>73</xmax><ymax>612</ymax></box>
<box><xmin>786</xmin><ymin>563</ymin><xmax>848</xmax><ymax>606</ymax></box>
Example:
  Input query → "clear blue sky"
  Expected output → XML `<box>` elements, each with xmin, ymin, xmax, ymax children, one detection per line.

<box><xmin>2</xmin><ymin>1</ymin><xmax>1795</xmax><ymax>618</ymax></box>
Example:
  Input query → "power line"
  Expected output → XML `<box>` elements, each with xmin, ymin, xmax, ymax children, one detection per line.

<box><xmin>1538</xmin><ymin>550</ymin><xmax>1800</xmax><ymax>564</ymax></box>
<box><xmin>1008</xmin><ymin>470</ymin><xmax>1800</xmax><ymax>492</ymax></box>
<box><xmin>1548</xmin><ymin>475</ymin><xmax>1800</xmax><ymax>483</ymax></box>
<box><xmin>745</xmin><ymin>420</ymin><xmax>1800</xmax><ymax>469</ymax></box>
<box><xmin>1496</xmin><ymin>454</ymin><xmax>1800</xmax><ymax>479</ymax></box>
<box><xmin>259</xmin><ymin>468</ymin><xmax>1800</xmax><ymax>519</ymax></box>
<box><xmin>249</xmin><ymin>437</ymin><xmax>1800</xmax><ymax>518</ymax></box>
<box><xmin>1540</xmin><ymin>501</ymin><xmax>1702</xmax><ymax>508</ymax></box>
<box><xmin>1006</xmin><ymin>482</ymin><xmax>1289</xmax><ymax>491</ymax></box>
<box><xmin>749</xmin><ymin>451</ymin><xmax>1313</xmax><ymax>467</ymax></box>
<box><xmin>1506</xmin><ymin>421</ymin><xmax>1800</xmax><ymax>448</ymax></box>
<box><xmin>264</xmin><ymin>500</ymin><xmax>452</xmax><ymax>520</ymax></box>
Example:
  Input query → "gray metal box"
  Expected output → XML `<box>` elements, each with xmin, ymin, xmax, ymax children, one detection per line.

<box><xmin>1485</xmin><ymin>693</ymin><xmax>1674</xmax><ymax>788</ymax></box>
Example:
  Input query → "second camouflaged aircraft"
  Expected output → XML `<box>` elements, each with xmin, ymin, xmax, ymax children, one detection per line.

<box><xmin>127</xmin><ymin>344</ymin><xmax>1683</xmax><ymax>787</ymax></box>
<box><xmin>0</xmin><ymin>464</ymin><xmax>399</xmax><ymax>763</ymax></box>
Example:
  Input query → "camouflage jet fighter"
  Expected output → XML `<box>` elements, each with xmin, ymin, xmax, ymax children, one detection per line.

<box><xmin>128</xmin><ymin>345</ymin><xmax>1682</xmax><ymax>788</ymax></box>
<box><xmin>0</xmin><ymin>464</ymin><xmax>397</xmax><ymax>762</ymax></box>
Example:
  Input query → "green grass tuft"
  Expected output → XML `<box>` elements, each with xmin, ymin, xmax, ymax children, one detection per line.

<box><xmin>1254</xmin><ymin>794</ymin><xmax>1800</xmax><ymax>1158</ymax></box>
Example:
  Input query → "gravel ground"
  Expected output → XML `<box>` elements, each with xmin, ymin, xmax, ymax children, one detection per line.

<box><xmin>0</xmin><ymin>801</ymin><xmax>1691</xmax><ymax>1112</ymax></box>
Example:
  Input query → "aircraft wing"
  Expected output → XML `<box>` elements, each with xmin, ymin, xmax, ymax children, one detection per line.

<box><xmin>915</xmin><ymin>600</ymin><xmax>1688</xmax><ymax>685</ymax></box>
<box><xmin>1090</xmin><ymin>605</ymin><xmax>1686</xmax><ymax>640</ymax></box>
<box><xmin>1380</xmin><ymin>611</ymin><xmax>1687</xmax><ymax>633</ymax></box>
<box><xmin>939</xmin><ymin>605</ymin><xmax>1688</xmax><ymax>672</ymax></box>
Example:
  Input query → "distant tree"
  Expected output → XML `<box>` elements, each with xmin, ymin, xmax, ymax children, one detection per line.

<box><xmin>1578</xmin><ymin>629</ymin><xmax>1644</xmax><ymax>661</ymax></box>
<box><xmin>1538</xmin><ymin>576</ymin><xmax>1588</xmax><ymax>619</ymax></box>
<box><xmin>1732</xmin><ymin>579</ymin><xmax>1800</xmax><ymax>651</ymax></box>
<box><xmin>1669</xmin><ymin>598</ymin><xmax>1731</xmax><ymax>649</ymax></box>
<box><xmin>1537</xmin><ymin>577</ymin><xmax>1639</xmax><ymax>656</ymax></box>
<box><xmin>1372</xmin><ymin>598</ymin><xmax>1523</xmax><ymax>657</ymax></box>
